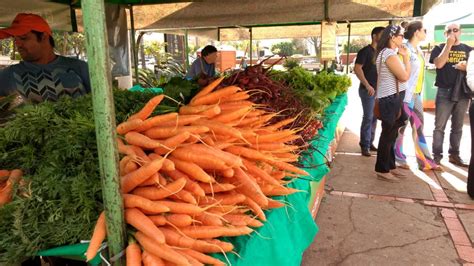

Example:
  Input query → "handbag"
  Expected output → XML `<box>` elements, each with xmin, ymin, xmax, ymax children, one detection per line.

<box><xmin>455</xmin><ymin>69</ymin><xmax>474</xmax><ymax>98</ymax></box>
<box><xmin>373</xmin><ymin>50</ymin><xmax>401</xmax><ymax>120</ymax></box>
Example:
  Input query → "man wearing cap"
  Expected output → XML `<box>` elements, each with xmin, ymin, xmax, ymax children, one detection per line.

<box><xmin>0</xmin><ymin>13</ymin><xmax>90</xmax><ymax>103</ymax></box>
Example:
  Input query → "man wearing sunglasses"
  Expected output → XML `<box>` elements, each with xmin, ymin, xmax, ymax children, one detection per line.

<box><xmin>429</xmin><ymin>23</ymin><xmax>472</xmax><ymax>167</ymax></box>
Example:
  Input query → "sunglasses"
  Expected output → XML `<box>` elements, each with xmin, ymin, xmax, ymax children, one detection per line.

<box><xmin>446</xmin><ymin>28</ymin><xmax>460</xmax><ymax>34</ymax></box>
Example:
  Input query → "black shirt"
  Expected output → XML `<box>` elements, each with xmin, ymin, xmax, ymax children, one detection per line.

<box><xmin>355</xmin><ymin>45</ymin><xmax>377</xmax><ymax>89</ymax></box>
<box><xmin>429</xmin><ymin>43</ymin><xmax>472</xmax><ymax>89</ymax></box>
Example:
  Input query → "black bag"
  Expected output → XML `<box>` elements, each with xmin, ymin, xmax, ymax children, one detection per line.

<box><xmin>455</xmin><ymin>71</ymin><xmax>474</xmax><ymax>98</ymax></box>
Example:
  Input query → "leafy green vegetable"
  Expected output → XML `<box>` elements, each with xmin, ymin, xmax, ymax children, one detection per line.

<box><xmin>0</xmin><ymin>90</ymin><xmax>165</xmax><ymax>264</ymax></box>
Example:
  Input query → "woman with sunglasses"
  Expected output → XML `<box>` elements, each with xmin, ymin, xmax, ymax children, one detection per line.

<box><xmin>429</xmin><ymin>23</ymin><xmax>472</xmax><ymax>167</ymax></box>
<box><xmin>394</xmin><ymin>21</ymin><xmax>443</xmax><ymax>172</ymax></box>
<box><xmin>374</xmin><ymin>25</ymin><xmax>411</xmax><ymax>182</ymax></box>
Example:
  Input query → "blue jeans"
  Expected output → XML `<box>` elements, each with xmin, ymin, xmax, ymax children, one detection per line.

<box><xmin>432</xmin><ymin>88</ymin><xmax>470</xmax><ymax>158</ymax></box>
<box><xmin>359</xmin><ymin>87</ymin><xmax>377</xmax><ymax>149</ymax></box>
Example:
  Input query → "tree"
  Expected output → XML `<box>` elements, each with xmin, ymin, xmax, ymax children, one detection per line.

<box><xmin>343</xmin><ymin>37</ymin><xmax>369</xmax><ymax>53</ymax></box>
<box><xmin>53</xmin><ymin>32</ymin><xmax>86</xmax><ymax>58</ymax></box>
<box><xmin>143</xmin><ymin>41</ymin><xmax>168</xmax><ymax>64</ymax></box>
<box><xmin>292</xmin><ymin>39</ymin><xmax>307</xmax><ymax>55</ymax></box>
<box><xmin>0</xmin><ymin>39</ymin><xmax>14</xmax><ymax>58</ymax></box>
<box><xmin>271</xmin><ymin>42</ymin><xmax>295</xmax><ymax>57</ymax></box>
<box><xmin>307</xmin><ymin>37</ymin><xmax>320</xmax><ymax>58</ymax></box>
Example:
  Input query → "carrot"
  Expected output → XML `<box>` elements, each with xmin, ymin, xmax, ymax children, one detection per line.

<box><xmin>243</xmin><ymin>197</ymin><xmax>266</xmax><ymax>221</ymax></box>
<box><xmin>193</xmin><ymin>213</ymin><xmax>224</xmax><ymax>226</ymax></box>
<box><xmin>148</xmin><ymin>214</ymin><xmax>194</xmax><ymax>227</ymax></box>
<box><xmin>264</xmin><ymin>159</ymin><xmax>309</xmax><ymax>176</ymax></box>
<box><xmin>219</xmin><ymin>168</ymin><xmax>234</xmax><ymax>178</ymax></box>
<box><xmin>246</xmin><ymin>130</ymin><xmax>297</xmax><ymax>144</ymax></box>
<box><xmin>236</xmin><ymin>116</ymin><xmax>261</xmax><ymax>127</ymax></box>
<box><xmin>266</xmin><ymin>198</ymin><xmax>286</xmax><ymax>209</ymax></box>
<box><xmin>223</xmin><ymin>214</ymin><xmax>264</xmax><ymax>227</ymax></box>
<box><xmin>169</xmin><ymin>189</ymin><xmax>197</xmax><ymax>204</ymax></box>
<box><xmin>159</xmin><ymin>227</ymin><xmax>225</xmax><ymax>253</ymax></box>
<box><xmin>164</xmin><ymin>170</ymin><xmax>206</xmax><ymax>197</ymax></box>
<box><xmin>192</xmin><ymin>119</ymin><xmax>245</xmax><ymax>141</ymax></box>
<box><xmin>264</xmin><ymin>117</ymin><xmax>296</xmax><ymax>131</ymax></box>
<box><xmin>191</xmin><ymin>86</ymin><xmax>241</xmax><ymax>106</ymax></box>
<box><xmin>169</xmin><ymin>156</ymin><xmax>213</xmax><ymax>183</ymax></box>
<box><xmin>177</xmin><ymin>225</ymin><xmax>253</xmax><ymax>239</ymax></box>
<box><xmin>121</xmin><ymin>157</ymin><xmax>165</xmax><ymax>193</ymax></box>
<box><xmin>131</xmin><ymin>145</ymin><xmax>151</xmax><ymax>163</ymax></box>
<box><xmin>144</xmin><ymin>126</ymin><xmax>209</xmax><ymax>140</ymax></box>
<box><xmin>154</xmin><ymin>131</ymin><xmax>191</xmax><ymax>155</ymax></box>
<box><xmin>135</xmin><ymin>231</ymin><xmax>191</xmax><ymax>266</ymax></box>
<box><xmin>180</xmin><ymin>104</ymin><xmax>218</xmax><ymax>115</ymax></box>
<box><xmin>134</xmin><ymin>112</ymin><xmax>179</xmax><ymax>132</ymax></box>
<box><xmin>142</xmin><ymin>250</ymin><xmax>165</xmax><ymax>266</ymax></box>
<box><xmin>125</xmin><ymin>132</ymin><xmax>163</xmax><ymax>150</ymax></box>
<box><xmin>119</xmin><ymin>156</ymin><xmax>132</xmax><ymax>176</ymax></box>
<box><xmin>243</xmin><ymin>160</ymin><xmax>281</xmax><ymax>186</ymax></box>
<box><xmin>148</xmin><ymin>153</ymin><xmax>175</xmax><ymax>171</ymax></box>
<box><xmin>199</xmin><ymin>183</ymin><xmax>236</xmax><ymax>194</ymax></box>
<box><xmin>129</xmin><ymin>94</ymin><xmax>165</xmax><ymax>121</ymax></box>
<box><xmin>180</xmin><ymin>249</ymin><xmax>225</xmax><ymax>266</ymax></box>
<box><xmin>132</xmin><ymin>177</ymin><xmax>186</xmax><ymax>200</ymax></box>
<box><xmin>250</xmin><ymin>143</ymin><xmax>299</xmax><ymax>152</ymax></box>
<box><xmin>191</xmin><ymin>76</ymin><xmax>225</xmax><ymax>100</ymax></box>
<box><xmin>273</xmin><ymin>134</ymin><xmax>302</xmax><ymax>143</ymax></box>
<box><xmin>248</xmin><ymin>113</ymin><xmax>277</xmax><ymax>128</ymax></box>
<box><xmin>196</xmin><ymin>105</ymin><xmax>221</xmax><ymax>118</ymax></box>
<box><xmin>117</xmin><ymin>138</ymin><xmax>138</xmax><ymax>157</ymax></box>
<box><xmin>154</xmin><ymin>200</ymin><xmax>205</xmax><ymax>214</ymax></box>
<box><xmin>213</xmin><ymin>106</ymin><xmax>252</xmax><ymax>123</ymax></box>
<box><xmin>0</xmin><ymin>170</ymin><xmax>10</xmax><ymax>180</ymax></box>
<box><xmin>271</xmin><ymin>171</ymin><xmax>287</xmax><ymax>180</ymax></box>
<box><xmin>126</xmin><ymin>240</ymin><xmax>142</xmax><ymax>266</ymax></box>
<box><xmin>219</xmin><ymin>100</ymin><xmax>254</xmax><ymax>112</ymax></box>
<box><xmin>117</xmin><ymin>118</ymin><xmax>144</xmax><ymax>135</ymax></box>
<box><xmin>261</xmin><ymin>184</ymin><xmax>300</xmax><ymax>196</ymax></box>
<box><xmin>200</xmin><ymin>193</ymin><xmax>246</xmax><ymax>206</ymax></box>
<box><xmin>224</xmin><ymin>146</ymin><xmax>272</xmax><ymax>161</ymax></box>
<box><xmin>171</xmin><ymin>146</ymin><xmax>229</xmax><ymax>170</ymax></box>
<box><xmin>220</xmin><ymin>91</ymin><xmax>250</xmax><ymax>103</ymax></box>
<box><xmin>140</xmin><ymin>173</ymin><xmax>162</xmax><ymax>187</ymax></box>
<box><xmin>123</xmin><ymin>194</ymin><xmax>170</xmax><ymax>213</ymax></box>
<box><xmin>160</xmin><ymin>114</ymin><xmax>204</xmax><ymax>127</ymax></box>
<box><xmin>182</xmin><ymin>144</ymin><xmax>243</xmax><ymax>168</ymax></box>
<box><xmin>0</xmin><ymin>169</ymin><xmax>23</xmax><ymax>206</ymax></box>
<box><xmin>234</xmin><ymin>168</ymin><xmax>268</xmax><ymax>207</ymax></box>
<box><xmin>85</xmin><ymin>212</ymin><xmax>106</xmax><ymax>261</ymax></box>
<box><xmin>201</xmin><ymin>239</ymin><xmax>234</xmax><ymax>252</ymax></box>
<box><xmin>125</xmin><ymin>208</ymin><xmax>165</xmax><ymax>244</ymax></box>
<box><xmin>176</xmin><ymin>250</ymin><xmax>204</xmax><ymax>266</ymax></box>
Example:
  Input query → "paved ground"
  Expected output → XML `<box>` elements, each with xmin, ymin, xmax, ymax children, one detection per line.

<box><xmin>302</xmin><ymin>75</ymin><xmax>474</xmax><ymax>265</ymax></box>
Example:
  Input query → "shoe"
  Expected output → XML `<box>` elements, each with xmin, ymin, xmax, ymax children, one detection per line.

<box><xmin>397</xmin><ymin>163</ymin><xmax>410</xmax><ymax>170</ymax></box>
<box><xmin>433</xmin><ymin>156</ymin><xmax>442</xmax><ymax>165</ymax></box>
<box><xmin>391</xmin><ymin>169</ymin><xmax>407</xmax><ymax>178</ymax></box>
<box><xmin>370</xmin><ymin>144</ymin><xmax>378</xmax><ymax>152</ymax></box>
<box><xmin>376</xmin><ymin>172</ymin><xmax>400</xmax><ymax>182</ymax></box>
<box><xmin>449</xmin><ymin>155</ymin><xmax>469</xmax><ymax>168</ymax></box>
<box><xmin>361</xmin><ymin>148</ymin><xmax>371</xmax><ymax>157</ymax></box>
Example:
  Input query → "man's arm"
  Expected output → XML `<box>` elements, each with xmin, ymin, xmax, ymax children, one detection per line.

<box><xmin>433</xmin><ymin>36</ymin><xmax>456</xmax><ymax>69</ymax></box>
<box><xmin>354</xmin><ymin>64</ymin><xmax>375</xmax><ymax>96</ymax></box>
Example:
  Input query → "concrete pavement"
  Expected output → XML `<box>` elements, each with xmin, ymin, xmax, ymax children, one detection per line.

<box><xmin>302</xmin><ymin>75</ymin><xmax>474</xmax><ymax>265</ymax></box>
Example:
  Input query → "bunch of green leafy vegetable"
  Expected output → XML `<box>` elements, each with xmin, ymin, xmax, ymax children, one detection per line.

<box><xmin>161</xmin><ymin>76</ymin><xmax>200</xmax><ymax>107</ymax></box>
<box><xmin>0</xmin><ymin>90</ymin><xmax>165</xmax><ymax>264</ymax></box>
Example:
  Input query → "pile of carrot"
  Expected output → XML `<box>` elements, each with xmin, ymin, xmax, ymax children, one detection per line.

<box><xmin>85</xmin><ymin>77</ymin><xmax>310</xmax><ymax>265</ymax></box>
<box><xmin>0</xmin><ymin>169</ymin><xmax>24</xmax><ymax>206</ymax></box>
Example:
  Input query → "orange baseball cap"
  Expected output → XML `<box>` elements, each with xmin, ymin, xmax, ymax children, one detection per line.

<box><xmin>0</xmin><ymin>13</ymin><xmax>52</xmax><ymax>39</ymax></box>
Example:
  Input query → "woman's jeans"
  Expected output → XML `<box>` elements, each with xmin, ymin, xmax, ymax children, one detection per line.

<box><xmin>468</xmin><ymin>102</ymin><xmax>474</xmax><ymax>198</ymax></box>
<box><xmin>375</xmin><ymin>91</ymin><xmax>408</xmax><ymax>173</ymax></box>
<box><xmin>359</xmin><ymin>87</ymin><xmax>377</xmax><ymax>149</ymax></box>
<box><xmin>433</xmin><ymin>87</ymin><xmax>470</xmax><ymax>159</ymax></box>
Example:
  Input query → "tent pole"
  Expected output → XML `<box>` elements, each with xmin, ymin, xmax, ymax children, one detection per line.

<box><xmin>129</xmin><ymin>5</ymin><xmax>139</xmax><ymax>85</ymax></box>
<box><xmin>185</xmin><ymin>29</ymin><xmax>189</xmax><ymax>69</ymax></box>
<box><xmin>346</xmin><ymin>22</ymin><xmax>351</xmax><ymax>74</ymax></box>
<box><xmin>249</xmin><ymin>27</ymin><xmax>253</xmax><ymax>66</ymax></box>
<box><xmin>81</xmin><ymin>0</ymin><xmax>125</xmax><ymax>264</ymax></box>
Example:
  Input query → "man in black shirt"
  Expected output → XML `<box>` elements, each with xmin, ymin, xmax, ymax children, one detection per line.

<box><xmin>429</xmin><ymin>23</ymin><xmax>472</xmax><ymax>167</ymax></box>
<box><xmin>354</xmin><ymin>26</ymin><xmax>385</xmax><ymax>156</ymax></box>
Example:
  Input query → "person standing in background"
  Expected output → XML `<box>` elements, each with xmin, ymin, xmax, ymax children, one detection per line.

<box><xmin>394</xmin><ymin>21</ymin><xmax>442</xmax><ymax>172</ymax></box>
<box><xmin>354</xmin><ymin>26</ymin><xmax>386</xmax><ymax>157</ymax></box>
<box><xmin>466</xmin><ymin>50</ymin><xmax>474</xmax><ymax>199</ymax></box>
<box><xmin>429</xmin><ymin>23</ymin><xmax>472</xmax><ymax>167</ymax></box>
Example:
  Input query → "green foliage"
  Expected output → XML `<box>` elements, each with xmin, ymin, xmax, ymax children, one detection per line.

<box><xmin>291</xmin><ymin>39</ymin><xmax>307</xmax><ymax>55</ymax></box>
<box><xmin>53</xmin><ymin>32</ymin><xmax>86</xmax><ymax>57</ymax></box>
<box><xmin>343</xmin><ymin>37</ymin><xmax>369</xmax><ymax>53</ymax></box>
<box><xmin>283</xmin><ymin>58</ymin><xmax>300</xmax><ymax>70</ymax></box>
<box><xmin>271</xmin><ymin>42</ymin><xmax>295</xmax><ymax>57</ymax></box>
<box><xmin>0</xmin><ymin>90</ymin><xmax>165</xmax><ymax>264</ymax></box>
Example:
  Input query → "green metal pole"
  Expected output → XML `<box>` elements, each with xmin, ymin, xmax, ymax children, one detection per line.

<box><xmin>346</xmin><ymin>22</ymin><xmax>351</xmax><ymax>74</ymax></box>
<box><xmin>80</xmin><ymin>0</ymin><xmax>125</xmax><ymax>264</ymax></box>
<box><xmin>129</xmin><ymin>5</ymin><xmax>139</xmax><ymax>85</ymax></box>
<box><xmin>184</xmin><ymin>29</ymin><xmax>189</xmax><ymax>69</ymax></box>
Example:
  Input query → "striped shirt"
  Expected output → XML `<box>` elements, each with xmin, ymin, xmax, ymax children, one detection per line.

<box><xmin>376</xmin><ymin>48</ymin><xmax>407</xmax><ymax>99</ymax></box>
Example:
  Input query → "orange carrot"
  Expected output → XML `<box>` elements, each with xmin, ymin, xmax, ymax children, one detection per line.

<box><xmin>117</xmin><ymin>119</ymin><xmax>143</xmax><ymax>135</ymax></box>
<box><xmin>123</xmin><ymin>194</ymin><xmax>170</xmax><ymax>213</ymax></box>
<box><xmin>164</xmin><ymin>170</ymin><xmax>206</xmax><ymax>197</ymax></box>
<box><xmin>192</xmin><ymin>119</ymin><xmax>244</xmax><ymax>141</ymax></box>
<box><xmin>191</xmin><ymin>76</ymin><xmax>225</xmax><ymax>100</ymax></box>
<box><xmin>191</xmin><ymin>86</ymin><xmax>241</xmax><ymax>106</ymax></box>
<box><xmin>129</xmin><ymin>94</ymin><xmax>165</xmax><ymax>121</ymax></box>
<box><xmin>132</xmin><ymin>177</ymin><xmax>186</xmax><ymax>200</ymax></box>
<box><xmin>159</xmin><ymin>227</ymin><xmax>226</xmax><ymax>254</ymax></box>
<box><xmin>243</xmin><ymin>197</ymin><xmax>266</xmax><ymax>221</ymax></box>
<box><xmin>223</xmin><ymin>214</ymin><xmax>264</xmax><ymax>227</ymax></box>
<box><xmin>261</xmin><ymin>184</ymin><xmax>300</xmax><ymax>196</ymax></box>
<box><xmin>0</xmin><ymin>170</ymin><xmax>10</xmax><ymax>179</ymax></box>
<box><xmin>266</xmin><ymin>198</ymin><xmax>286</xmax><ymax>209</ymax></box>
<box><xmin>264</xmin><ymin>159</ymin><xmax>309</xmax><ymax>176</ymax></box>
<box><xmin>234</xmin><ymin>168</ymin><xmax>268</xmax><ymax>207</ymax></box>
<box><xmin>176</xmin><ymin>250</ymin><xmax>204</xmax><ymax>266</ymax></box>
<box><xmin>243</xmin><ymin>159</ymin><xmax>281</xmax><ymax>186</ymax></box>
<box><xmin>144</xmin><ymin>126</ymin><xmax>209</xmax><ymax>140</ymax></box>
<box><xmin>117</xmin><ymin>138</ymin><xmax>137</xmax><ymax>157</ymax></box>
<box><xmin>182</xmin><ymin>144</ymin><xmax>243</xmax><ymax>168</ymax></box>
<box><xmin>200</xmin><ymin>193</ymin><xmax>246</xmax><ymax>206</ymax></box>
<box><xmin>85</xmin><ymin>212</ymin><xmax>106</xmax><ymax>261</ymax></box>
<box><xmin>125</xmin><ymin>240</ymin><xmax>142</xmax><ymax>266</ymax></box>
<box><xmin>160</xmin><ymin>114</ymin><xmax>204</xmax><ymax>127</ymax></box>
<box><xmin>125</xmin><ymin>208</ymin><xmax>165</xmax><ymax>244</ymax></box>
<box><xmin>125</xmin><ymin>132</ymin><xmax>163</xmax><ymax>150</ymax></box>
<box><xmin>142</xmin><ymin>250</ymin><xmax>165</xmax><ymax>266</ymax></box>
<box><xmin>119</xmin><ymin>156</ymin><xmax>131</xmax><ymax>176</ymax></box>
<box><xmin>271</xmin><ymin>171</ymin><xmax>287</xmax><ymax>180</ymax></box>
<box><xmin>171</xmin><ymin>146</ymin><xmax>229</xmax><ymax>170</ymax></box>
<box><xmin>193</xmin><ymin>212</ymin><xmax>223</xmax><ymax>226</ymax></box>
<box><xmin>134</xmin><ymin>112</ymin><xmax>179</xmax><ymax>132</ymax></box>
<box><xmin>201</xmin><ymin>239</ymin><xmax>234</xmax><ymax>252</ymax></box>
<box><xmin>264</xmin><ymin>117</ymin><xmax>296</xmax><ymax>131</ymax></box>
<box><xmin>212</xmin><ymin>106</ymin><xmax>252</xmax><ymax>123</ymax></box>
<box><xmin>180</xmin><ymin>249</ymin><xmax>225</xmax><ymax>266</ymax></box>
<box><xmin>154</xmin><ymin>200</ymin><xmax>205</xmax><ymax>214</ymax></box>
<box><xmin>131</xmin><ymin>145</ymin><xmax>151</xmax><ymax>163</ymax></box>
<box><xmin>135</xmin><ymin>231</ymin><xmax>190</xmax><ymax>266</ymax></box>
<box><xmin>220</xmin><ymin>91</ymin><xmax>250</xmax><ymax>103</ymax></box>
<box><xmin>153</xmin><ymin>131</ymin><xmax>191</xmax><ymax>155</ymax></box>
<box><xmin>148</xmin><ymin>153</ymin><xmax>175</xmax><ymax>171</ymax></box>
<box><xmin>177</xmin><ymin>225</ymin><xmax>253</xmax><ymax>239</ymax></box>
<box><xmin>169</xmin><ymin>156</ymin><xmax>213</xmax><ymax>183</ymax></box>
<box><xmin>196</xmin><ymin>105</ymin><xmax>221</xmax><ymax>118</ymax></box>
<box><xmin>124</xmin><ymin>161</ymin><xmax>139</xmax><ymax>175</ymax></box>
<box><xmin>148</xmin><ymin>214</ymin><xmax>194</xmax><ymax>227</ymax></box>
<box><xmin>139</xmin><ymin>173</ymin><xmax>161</xmax><ymax>187</ymax></box>
<box><xmin>180</xmin><ymin>104</ymin><xmax>218</xmax><ymax>115</ymax></box>
<box><xmin>169</xmin><ymin>189</ymin><xmax>197</xmax><ymax>204</ymax></box>
<box><xmin>225</xmin><ymin>146</ymin><xmax>272</xmax><ymax>161</ymax></box>
<box><xmin>121</xmin><ymin>157</ymin><xmax>165</xmax><ymax>193</ymax></box>
<box><xmin>199</xmin><ymin>183</ymin><xmax>236</xmax><ymax>194</ymax></box>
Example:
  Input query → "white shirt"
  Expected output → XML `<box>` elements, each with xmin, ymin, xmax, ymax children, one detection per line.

<box><xmin>376</xmin><ymin>48</ymin><xmax>407</xmax><ymax>99</ymax></box>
